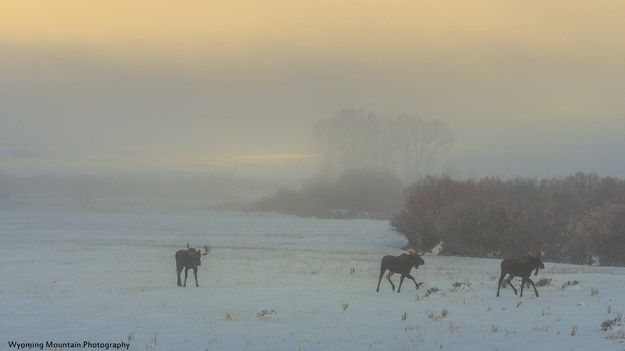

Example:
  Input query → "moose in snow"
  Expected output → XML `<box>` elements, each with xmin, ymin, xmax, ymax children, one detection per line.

<box><xmin>376</xmin><ymin>250</ymin><xmax>425</xmax><ymax>293</ymax></box>
<box><xmin>176</xmin><ymin>243</ymin><xmax>211</xmax><ymax>287</ymax></box>
<box><xmin>496</xmin><ymin>251</ymin><xmax>545</xmax><ymax>297</ymax></box>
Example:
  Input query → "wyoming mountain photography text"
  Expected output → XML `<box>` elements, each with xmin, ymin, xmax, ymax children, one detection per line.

<box><xmin>7</xmin><ymin>341</ymin><xmax>131</xmax><ymax>350</ymax></box>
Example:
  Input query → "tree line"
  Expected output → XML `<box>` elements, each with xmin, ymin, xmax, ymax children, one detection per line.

<box><xmin>392</xmin><ymin>173</ymin><xmax>625</xmax><ymax>266</ymax></box>
<box><xmin>0</xmin><ymin>171</ymin><xmax>274</xmax><ymax>211</ymax></box>
<box><xmin>248</xmin><ymin>169</ymin><xmax>405</xmax><ymax>219</ymax></box>
<box><xmin>249</xmin><ymin>110</ymin><xmax>453</xmax><ymax>219</ymax></box>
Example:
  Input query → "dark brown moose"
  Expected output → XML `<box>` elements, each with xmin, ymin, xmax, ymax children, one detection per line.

<box><xmin>376</xmin><ymin>250</ymin><xmax>425</xmax><ymax>293</ymax></box>
<box><xmin>176</xmin><ymin>243</ymin><xmax>211</xmax><ymax>287</ymax></box>
<box><xmin>496</xmin><ymin>251</ymin><xmax>545</xmax><ymax>297</ymax></box>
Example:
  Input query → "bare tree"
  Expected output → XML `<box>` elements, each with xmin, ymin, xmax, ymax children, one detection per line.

<box><xmin>313</xmin><ymin>110</ymin><xmax>452</xmax><ymax>182</ymax></box>
<box><xmin>391</xmin><ymin>115</ymin><xmax>453</xmax><ymax>183</ymax></box>
<box><xmin>313</xmin><ymin>110</ymin><xmax>395</xmax><ymax>178</ymax></box>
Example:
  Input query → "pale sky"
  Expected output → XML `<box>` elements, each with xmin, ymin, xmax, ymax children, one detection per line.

<box><xmin>1</xmin><ymin>1</ymin><xmax>625</xmax><ymax>179</ymax></box>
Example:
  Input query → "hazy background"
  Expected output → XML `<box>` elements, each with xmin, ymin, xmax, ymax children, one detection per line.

<box><xmin>1</xmin><ymin>0</ymin><xmax>625</xmax><ymax>209</ymax></box>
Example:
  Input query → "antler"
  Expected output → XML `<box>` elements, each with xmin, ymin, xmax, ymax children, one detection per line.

<box><xmin>201</xmin><ymin>244</ymin><xmax>212</xmax><ymax>256</ymax></box>
<box><xmin>539</xmin><ymin>250</ymin><xmax>544</xmax><ymax>257</ymax></box>
<box><xmin>405</xmin><ymin>248</ymin><xmax>422</xmax><ymax>256</ymax></box>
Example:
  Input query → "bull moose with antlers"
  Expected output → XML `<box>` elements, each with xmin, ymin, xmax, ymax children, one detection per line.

<box><xmin>376</xmin><ymin>250</ymin><xmax>425</xmax><ymax>293</ymax></box>
<box><xmin>176</xmin><ymin>243</ymin><xmax>211</xmax><ymax>287</ymax></box>
<box><xmin>496</xmin><ymin>251</ymin><xmax>545</xmax><ymax>297</ymax></box>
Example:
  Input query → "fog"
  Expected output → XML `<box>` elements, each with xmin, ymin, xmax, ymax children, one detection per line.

<box><xmin>2</xmin><ymin>1</ymin><xmax>625</xmax><ymax>209</ymax></box>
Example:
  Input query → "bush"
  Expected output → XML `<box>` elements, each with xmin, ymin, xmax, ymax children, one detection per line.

<box><xmin>392</xmin><ymin>173</ymin><xmax>625</xmax><ymax>265</ymax></box>
<box><xmin>571</xmin><ymin>203</ymin><xmax>625</xmax><ymax>266</ymax></box>
<box><xmin>251</xmin><ymin>169</ymin><xmax>404</xmax><ymax>219</ymax></box>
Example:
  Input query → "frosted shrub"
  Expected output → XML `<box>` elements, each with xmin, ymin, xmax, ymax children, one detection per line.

<box><xmin>451</xmin><ymin>280</ymin><xmax>471</xmax><ymax>293</ymax></box>
<box><xmin>602</xmin><ymin>312</ymin><xmax>624</xmax><ymax>342</ymax></box>
<box><xmin>606</xmin><ymin>326</ymin><xmax>625</xmax><ymax>342</ymax></box>
<box><xmin>536</xmin><ymin>278</ymin><xmax>552</xmax><ymax>287</ymax></box>
<box><xmin>425</xmin><ymin>287</ymin><xmax>441</xmax><ymax>297</ymax></box>
<box><xmin>257</xmin><ymin>309</ymin><xmax>278</xmax><ymax>320</ymax></box>
<box><xmin>561</xmin><ymin>280</ymin><xmax>580</xmax><ymax>290</ymax></box>
<box><xmin>427</xmin><ymin>308</ymin><xmax>449</xmax><ymax>321</ymax></box>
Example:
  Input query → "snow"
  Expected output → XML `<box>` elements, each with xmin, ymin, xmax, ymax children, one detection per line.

<box><xmin>1</xmin><ymin>210</ymin><xmax>625</xmax><ymax>350</ymax></box>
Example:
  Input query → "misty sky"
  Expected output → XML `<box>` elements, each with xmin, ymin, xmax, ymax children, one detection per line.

<box><xmin>1</xmin><ymin>0</ymin><xmax>625</xmax><ymax>180</ymax></box>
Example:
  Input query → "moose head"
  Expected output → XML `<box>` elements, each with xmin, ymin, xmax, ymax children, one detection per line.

<box><xmin>186</xmin><ymin>242</ymin><xmax>211</xmax><ymax>267</ymax></box>
<box><xmin>404</xmin><ymin>249</ymin><xmax>425</xmax><ymax>268</ymax></box>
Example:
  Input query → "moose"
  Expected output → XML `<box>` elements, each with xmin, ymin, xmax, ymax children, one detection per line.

<box><xmin>496</xmin><ymin>251</ymin><xmax>545</xmax><ymax>297</ymax></box>
<box><xmin>376</xmin><ymin>250</ymin><xmax>425</xmax><ymax>293</ymax></box>
<box><xmin>176</xmin><ymin>243</ymin><xmax>211</xmax><ymax>287</ymax></box>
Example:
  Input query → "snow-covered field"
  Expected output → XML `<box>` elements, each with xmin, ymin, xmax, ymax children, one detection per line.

<box><xmin>1</xmin><ymin>210</ymin><xmax>625</xmax><ymax>351</ymax></box>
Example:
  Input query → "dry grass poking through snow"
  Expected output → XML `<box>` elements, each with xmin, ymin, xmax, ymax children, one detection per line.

<box><xmin>2</xmin><ymin>211</ymin><xmax>625</xmax><ymax>351</ymax></box>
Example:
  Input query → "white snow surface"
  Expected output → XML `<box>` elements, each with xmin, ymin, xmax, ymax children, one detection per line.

<box><xmin>1</xmin><ymin>210</ymin><xmax>625</xmax><ymax>351</ymax></box>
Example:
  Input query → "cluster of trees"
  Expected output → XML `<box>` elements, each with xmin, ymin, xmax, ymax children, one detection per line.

<box><xmin>313</xmin><ymin>110</ymin><xmax>453</xmax><ymax>183</ymax></box>
<box><xmin>392</xmin><ymin>173</ymin><xmax>625</xmax><ymax>266</ymax></box>
<box><xmin>251</xmin><ymin>110</ymin><xmax>453</xmax><ymax>219</ymax></box>
<box><xmin>249</xmin><ymin>169</ymin><xmax>405</xmax><ymax>219</ymax></box>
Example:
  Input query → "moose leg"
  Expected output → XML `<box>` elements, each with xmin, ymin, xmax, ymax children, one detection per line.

<box><xmin>506</xmin><ymin>276</ymin><xmax>518</xmax><ymax>295</ymax></box>
<box><xmin>398</xmin><ymin>275</ymin><xmax>406</xmax><ymax>293</ymax></box>
<box><xmin>405</xmin><ymin>273</ymin><xmax>421</xmax><ymax>290</ymax></box>
<box><xmin>183</xmin><ymin>267</ymin><xmax>189</xmax><ymax>287</ymax></box>
<box><xmin>386</xmin><ymin>272</ymin><xmax>396</xmax><ymax>292</ymax></box>
<box><xmin>376</xmin><ymin>268</ymin><xmax>386</xmax><ymax>292</ymax></box>
<box><xmin>496</xmin><ymin>272</ymin><xmax>506</xmax><ymax>297</ymax></box>
<box><xmin>527</xmin><ymin>278</ymin><xmax>539</xmax><ymax>297</ymax></box>
<box><xmin>176</xmin><ymin>262</ymin><xmax>184</xmax><ymax>286</ymax></box>
<box><xmin>193</xmin><ymin>267</ymin><xmax>199</xmax><ymax>287</ymax></box>
<box><xmin>512</xmin><ymin>278</ymin><xmax>530</xmax><ymax>289</ymax></box>
<box><xmin>520</xmin><ymin>277</ymin><xmax>526</xmax><ymax>297</ymax></box>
